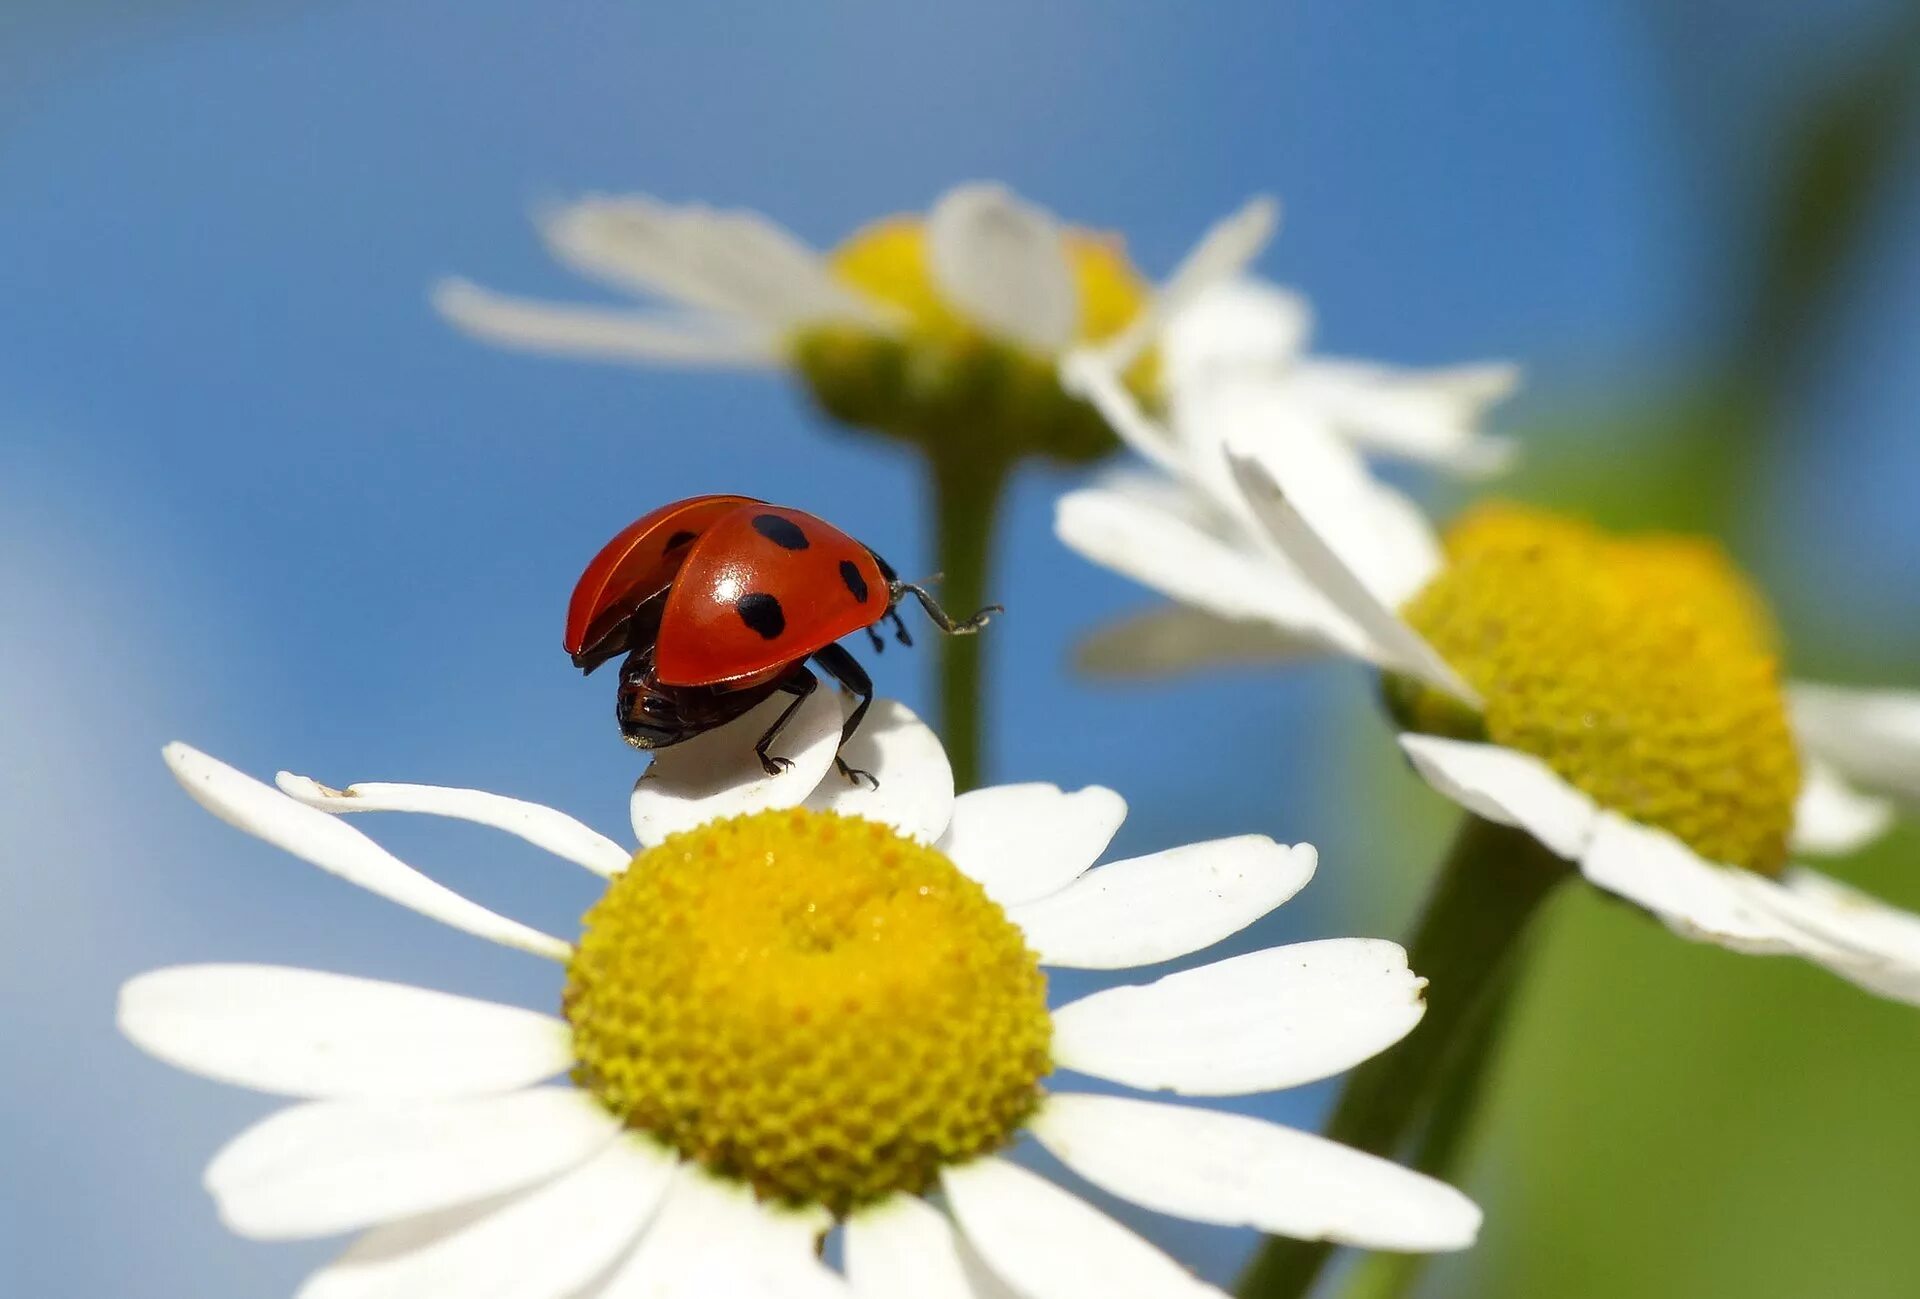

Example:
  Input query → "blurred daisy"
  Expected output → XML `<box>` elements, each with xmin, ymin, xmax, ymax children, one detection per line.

<box><xmin>435</xmin><ymin>183</ymin><xmax>1274</xmax><ymax>464</ymax></box>
<box><xmin>122</xmin><ymin>691</ymin><xmax>1479</xmax><ymax>1299</ymax></box>
<box><xmin>1060</xmin><ymin>371</ymin><xmax>1920</xmax><ymax>1002</ymax></box>
<box><xmin>1056</xmin><ymin>282</ymin><xmax>1511</xmax><ymax>678</ymax></box>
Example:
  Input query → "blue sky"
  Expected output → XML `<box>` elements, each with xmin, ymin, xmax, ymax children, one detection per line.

<box><xmin>5</xmin><ymin>3</ymin><xmax>1919</xmax><ymax>1295</ymax></box>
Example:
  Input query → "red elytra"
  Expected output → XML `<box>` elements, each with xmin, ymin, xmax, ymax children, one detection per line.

<box><xmin>564</xmin><ymin>496</ymin><xmax>998</xmax><ymax>782</ymax></box>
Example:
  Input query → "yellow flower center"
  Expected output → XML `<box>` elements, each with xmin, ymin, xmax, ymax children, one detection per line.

<box><xmin>787</xmin><ymin>214</ymin><xmax>1153</xmax><ymax>465</ymax></box>
<box><xmin>563</xmin><ymin>808</ymin><xmax>1052</xmax><ymax>1214</ymax></box>
<box><xmin>1396</xmin><ymin>503</ymin><xmax>1800</xmax><ymax>875</ymax></box>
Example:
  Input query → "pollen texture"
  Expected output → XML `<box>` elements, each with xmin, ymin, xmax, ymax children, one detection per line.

<box><xmin>1399</xmin><ymin>503</ymin><xmax>1800</xmax><ymax>875</ymax></box>
<box><xmin>564</xmin><ymin>808</ymin><xmax>1052</xmax><ymax>1214</ymax></box>
<box><xmin>787</xmin><ymin>216</ymin><xmax>1152</xmax><ymax>465</ymax></box>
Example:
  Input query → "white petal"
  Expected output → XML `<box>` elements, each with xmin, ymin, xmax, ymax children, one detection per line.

<box><xmin>1161</xmin><ymin>276</ymin><xmax>1312</xmax><ymax>394</ymax></box>
<box><xmin>629</xmin><ymin>686</ymin><xmax>844</xmax><ymax>847</ymax></box>
<box><xmin>1073</xmin><ymin>605</ymin><xmax>1317</xmax><ymax>679</ymax></box>
<box><xmin>1056</xmin><ymin>485</ymin><xmax>1369</xmax><ymax>658</ymax></box>
<box><xmin>299</xmin><ymin>1136</ymin><xmax>675</xmax><ymax>1299</ymax></box>
<box><xmin>846</xmin><ymin>1196</ymin><xmax>1011</xmax><ymax>1299</ymax></box>
<box><xmin>1008</xmin><ymin>837</ymin><xmax>1316</xmax><ymax>969</ymax></box>
<box><xmin>1216</xmin><ymin>401</ymin><xmax>1444</xmax><ymax>608</ymax></box>
<box><xmin>1289</xmin><ymin>358</ymin><xmax>1519</xmax><ymax>476</ymax></box>
<box><xmin>207</xmin><ymin>1089</ymin><xmax>619</xmax><ymax>1240</ymax></box>
<box><xmin>1396</xmin><ymin>735</ymin><xmax>1600</xmax><ymax>860</ymax></box>
<box><xmin>943</xmin><ymin>1156</ymin><xmax>1227</xmax><ymax>1299</ymax></box>
<box><xmin>938</xmin><ymin>784</ymin><xmax>1127</xmax><ymax>907</ymax></box>
<box><xmin>1773</xmin><ymin>870</ymin><xmax>1920</xmax><ymax>1003</ymax></box>
<box><xmin>1032</xmin><ymin>1093</ymin><xmax>1480</xmax><ymax>1251</ymax></box>
<box><xmin>928</xmin><ymin>183</ymin><xmax>1077</xmax><ymax>351</ymax></box>
<box><xmin>803</xmin><ymin>699</ymin><xmax>954</xmax><ymax>842</ymax></box>
<box><xmin>1051</xmin><ymin>938</ymin><xmax>1425</xmax><ymax>1094</ymax></box>
<box><xmin>1224</xmin><ymin>450</ymin><xmax>1476</xmax><ymax>703</ymax></box>
<box><xmin>1577</xmin><ymin>813</ymin><xmax>1808</xmax><ymax>953</ymax></box>
<box><xmin>276</xmin><ymin>773</ymin><xmax>631</xmax><ymax>879</ymax></box>
<box><xmin>1059</xmin><ymin>348</ymin><xmax>1188</xmax><ymax>477</ymax></box>
<box><xmin>433</xmin><ymin>280</ymin><xmax>777</xmax><ymax>367</ymax></box>
<box><xmin>1094</xmin><ymin>197</ymin><xmax>1282</xmax><ymax>375</ymax></box>
<box><xmin>119</xmin><ymin>965</ymin><xmax>573</xmax><ymax>1099</ymax></box>
<box><xmin>593</xmin><ymin>1170</ymin><xmax>843</xmax><ymax>1299</ymax></box>
<box><xmin>1792</xmin><ymin>681</ymin><xmax>1920</xmax><ymax>800</ymax></box>
<box><xmin>539</xmin><ymin>196</ymin><xmax>882</xmax><ymax>328</ymax></box>
<box><xmin>164</xmin><ymin>743</ymin><xmax>569</xmax><ymax>960</ymax></box>
<box><xmin>1791</xmin><ymin>758</ymin><xmax>1896</xmax><ymax>856</ymax></box>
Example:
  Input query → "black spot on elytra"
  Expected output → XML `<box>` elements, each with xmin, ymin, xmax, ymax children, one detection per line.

<box><xmin>839</xmin><ymin>560</ymin><xmax>870</xmax><ymax>603</ymax></box>
<box><xmin>663</xmin><ymin>530</ymin><xmax>697</xmax><ymax>551</ymax></box>
<box><xmin>751</xmin><ymin>514</ymin><xmax>810</xmax><ymax>550</ymax></box>
<box><xmin>736</xmin><ymin>592</ymin><xmax>786</xmax><ymax>639</ymax></box>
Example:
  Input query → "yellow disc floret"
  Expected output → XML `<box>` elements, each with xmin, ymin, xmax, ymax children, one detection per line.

<box><xmin>1397</xmin><ymin>503</ymin><xmax>1801</xmax><ymax>875</ymax></box>
<box><xmin>788</xmin><ymin>214</ymin><xmax>1153</xmax><ymax>466</ymax></box>
<box><xmin>564</xmin><ymin>808</ymin><xmax>1051</xmax><ymax>1214</ymax></box>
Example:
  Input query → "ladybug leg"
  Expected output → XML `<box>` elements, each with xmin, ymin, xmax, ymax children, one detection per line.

<box><xmin>865</xmin><ymin>624</ymin><xmax>886</xmax><ymax>654</ymax></box>
<box><xmin>887</xmin><ymin>607</ymin><xmax>913</xmax><ymax>647</ymax></box>
<box><xmin>754</xmin><ymin>668</ymin><xmax>818</xmax><ymax>777</ymax></box>
<box><xmin>812</xmin><ymin>643</ymin><xmax>878</xmax><ymax>788</ymax></box>
<box><xmin>889</xmin><ymin>581</ymin><xmax>1002</xmax><ymax>635</ymax></box>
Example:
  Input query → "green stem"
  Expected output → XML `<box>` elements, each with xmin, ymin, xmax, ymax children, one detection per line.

<box><xmin>926</xmin><ymin>449</ymin><xmax>1011</xmax><ymax>792</ymax></box>
<box><xmin>1236</xmin><ymin>815</ymin><xmax>1571</xmax><ymax>1299</ymax></box>
<box><xmin>1334</xmin><ymin>951</ymin><xmax>1533</xmax><ymax>1299</ymax></box>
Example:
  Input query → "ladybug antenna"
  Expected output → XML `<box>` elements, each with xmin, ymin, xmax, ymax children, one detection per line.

<box><xmin>889</xmin><ymin>579</ymin><xmax>1001</xmax><ymax>635</ymax></box>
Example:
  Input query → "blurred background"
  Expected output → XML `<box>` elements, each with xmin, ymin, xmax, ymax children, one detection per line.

<box><xmin>5</xmin><ymin>2</ymin><xmax>1920</xmax><ymax>1296</ymax></box>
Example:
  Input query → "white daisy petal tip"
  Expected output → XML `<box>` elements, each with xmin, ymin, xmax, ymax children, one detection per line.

<box><xmin>1009</xmin><ymin>835</ymin><xmax>1318</xmax><ymax>970</ymax></box>
<box><xmin>1051</xmin><ymin>937</ymin><xmax>1426</xmax><ymax>1095</ymax></box>
<box><xmin>629</xmin><ymin>685</ymin><xmax>844</xmax><ymax>846</ymax></box>
<box><xmin>939</xmin><ymin>783</ymin><xmax>1129</xmax><ymax>907</ymax></box>
<box><xmin>1792</xmin><ymin>758</ymin><xmax>1898</xmax><ymax>857</ymax></box>
<box><xmin>802</xmin><ymin>699</ymin><xmax>954</xmax><ymax>843</ymax></box>
<box><xmin>159</xmin><ymin>745</ymin><xmax>572</xmax><ymax>960</ymax></box>
<box><xmin>1032</xmin><ymin>1093</ymin><xmax>1481</xmax><ymax>1253</ymax></box>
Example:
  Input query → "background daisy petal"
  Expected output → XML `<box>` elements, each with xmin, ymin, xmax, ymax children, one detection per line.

<box><xmin>1578</xmin><ymin>813</ymin><xmax>1803</xmax><ymax>952</ymax></box>
<box><xmin>1397</xmin><ymin>735</ymin><xmax>1601</xmax><ymax>860</ymax></box>
<box><xmin>592</xmin><ymin>1170</ymin><xmax>844</xmax><ymax>1299</ymax></box>
<box><xmin>276</xmin><ymin>773</ymin><xmax>631</xmax><ymax>878</ymax></box>
<box><xmin>1289</xmin><ymin>357</ymin><xmax>1519</xmax><ymax>476</ymax></box>
<box><xmin>629</xmin><ymin>687</ymin><xmax>842</xmax><ymax>847</ymax></box>
<box><xmin>1050</xmin><ymin>938</ymin><xmax>1425</xmax><ymax>1094</ymax></box>
<box><xmin>1791</xmin><ymin>758</ymin><xmax>1897</xmax><ymax>856</ymax></box>
<box><xmin>1032</xmin><ymin>1093</ymin><xmax>1481</xmax><ymax>1252</ymax></box>
<box><xmin>119</xmin><ymin>965</ymin><xmax>573</xmax><ymax>1099</ymax></box>
<box><xmin>1008</xmin><ymin>837</ymin><xmax>1316</xmax><ymax>969</ymax></box>
<box><xmin>164</xmin><ymin>744</ymin><xmax>570</xmax><ymax>960</ymax></box>
<box><xmin>1054</xmin><ymin>487</ymin><xmax>1363</xmax><ymax>656</ymax></box>
<box><xmin>846</xmin><ymin>1196</ymin><xmax>1004</xmax><ymax>1299</ymax></box>
<box><xmin>942</xmin><ymin>1156</ymin><xmax>1228</xmax><ymax>1299</ymax></box>
<box><xmin>1792</xmin><ymin>681</ymin><xmax>1920</xmax><ymax>800</ymax></box>
<box><xmin>1073</xmin><ymin>605</ymin><xmax>1316</xmax><ymax>679</ymax></box>
<box><xmin>206</xmin><ymin>1088</ymin><xmax>619</xmax><ymax>1241</ymax></box>
<box><xmin>938</xmin><ymin>784</ymin><xmax>1127</xmax><ymax>907</ymax></box>
<box><xmin>1095</xmin><ymin>196</ymin><xmax>1281</xmax><ymax>374</ymax></box>
<box><xmin>299</xmin><ymin>1136</ymin><xmax>676</xmax><ymax>1299</ymax></box>
<box><xmin>927</xmin><ymin>183</ymin><xmax>1077</xmax><ymax>351</ymax></box>
<box><xmin>802</xmin><ymin>700</ymin><xmax>954</xmax><ymax>843</ymax></box>
<box><xmin>432</xmin><ymin>279</ymin><xmax>777</xmax><ymax>366</ymax></box>
<box><xmin>1224</xmin><ymin>451</ymin><xmax>1477</xmax><ymax>703</ymax></box>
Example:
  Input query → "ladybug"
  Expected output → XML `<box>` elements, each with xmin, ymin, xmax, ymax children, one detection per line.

<box><xmin>565</xmin><ymin>494</ymin><xmax>999</xmax><ymax>781</ymax></box>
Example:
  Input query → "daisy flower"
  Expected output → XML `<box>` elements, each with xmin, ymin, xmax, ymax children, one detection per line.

<box><xmin>121</xmin><ymin>689</ymin><xmax>1480</xmax><ymax>1298</ymax></box>
<box><xmin>434</xmin><ymin>183</ymin><xmax>1275</xmax><ymax>464</ymax></box>
<box><xmin>1055</xmin><ymin>357</ymin><xmax>1920</xmax><ymax>1003</ymax></box>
